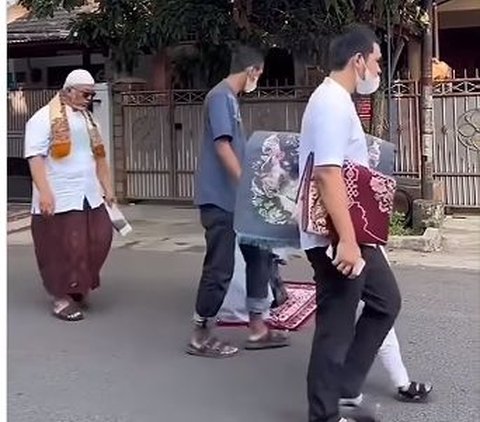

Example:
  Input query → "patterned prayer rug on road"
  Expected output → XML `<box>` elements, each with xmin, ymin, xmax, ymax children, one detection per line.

<box><xmin>217</xmin><ymin>281</ymin><xmax>316</xmax><ymax>331</ymax></box>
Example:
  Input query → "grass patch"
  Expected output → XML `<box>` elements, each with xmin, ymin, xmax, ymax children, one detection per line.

<box><xmin>389</xmin><ymin>212</ymin><xmax>416</xmax><ymax>236</ymax></box>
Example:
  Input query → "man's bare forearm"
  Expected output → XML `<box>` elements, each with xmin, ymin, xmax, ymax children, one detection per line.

<box><xmin>215</xmin><ymin>139</ymin><xmax>242</xmax><ymax>183</ymax></box>
<box><xmin>95</xmin><ymin>156</ymin><xmax>113</xmax><ymax>194</ymax></box>
<box><xmin>28</xmin><ymin>156</ymin><xmax>51</xmax><ymax>194</ymax></box>
<box><xmin>314</xmin><ymin>166</ymin><xmax>356</xmax><ymax>243</ymax></box>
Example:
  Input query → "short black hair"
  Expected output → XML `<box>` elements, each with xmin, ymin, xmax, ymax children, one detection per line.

<box><xmin>230</xmin><ymin>44</ymin><xmax>265</xmax><ymax>74</ymax></box>
<box><xmin>328</xmin><ymin>24</ymin><xmax>379</xmax><ymax>71</ymax></box>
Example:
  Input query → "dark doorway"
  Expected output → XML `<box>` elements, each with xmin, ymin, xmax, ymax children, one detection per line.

<box><xmin>8</xmin><ymin>157</ymin><xmax>32</xmax><ymax>202</ymax></box>
<box><xmin>439</xmin><ymin>27</ymin><xmax>480</xmax><ymax>76</ymax></box>
<box><xmin>259</xmin><ymin>48</ymin><xmax>295</xmax><ymax>87</ymax></box>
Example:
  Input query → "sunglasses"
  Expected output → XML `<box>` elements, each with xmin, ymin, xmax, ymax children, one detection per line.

<box><xmin>73</xmin><ymin>88</ymin><xmax>96</xmax><ymax>100</ymax></box>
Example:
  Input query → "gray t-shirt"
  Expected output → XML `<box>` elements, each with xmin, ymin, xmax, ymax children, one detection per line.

<box><xmin>194</xmin><ymin>81</ymin><xmax>247</xmax><ymax>212</ymax></box>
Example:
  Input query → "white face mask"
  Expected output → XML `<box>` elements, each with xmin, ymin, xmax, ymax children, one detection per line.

<box><xmin>244</xmin><ymin>76</ymin><xmax>259</xmax><ymax>93</ymax></box>
<box><xmin>356</xmin><ymin>65</ymin><xmax>380</xmax><ymax>95</ymax></box>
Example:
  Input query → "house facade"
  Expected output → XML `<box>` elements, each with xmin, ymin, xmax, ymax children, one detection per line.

<box><xmin>7</xmin><ymin>1</ymin><xmax>480</xmax><ymax>210</ymax></box>
<box><xmin>437</xmin><ymin>0</ymin><xmax>480</xmax><ymax>75</ymax></box>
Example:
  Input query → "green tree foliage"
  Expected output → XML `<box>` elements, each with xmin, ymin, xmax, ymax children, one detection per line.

<box><xmin>18</xmin><ymin>0</ymin><xmax>429</xmax><ymax>74</ymax></box>
<box><xmin>18</xmin><ymin>0</ymin><xmax>83</xmax><ymax>17</ymax></box>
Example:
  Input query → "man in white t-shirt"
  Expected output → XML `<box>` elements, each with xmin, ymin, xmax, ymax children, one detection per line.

<box><xmin>299</xmin><ymin>26</ymin><xmax>401</xmax><ymax>422</ymax></box>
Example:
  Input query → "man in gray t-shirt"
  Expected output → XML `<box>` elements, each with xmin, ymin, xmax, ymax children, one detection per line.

<box><xmin>194</xmin><ymin>79</ymin><xmax>246</xmax><ymax>212</ymax></box>
<box><xmin>188</xmin><ymin>46</ymin><xmax>289</xmax><ymax>358</ymax></box>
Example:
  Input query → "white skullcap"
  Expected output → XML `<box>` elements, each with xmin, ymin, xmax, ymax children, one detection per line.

<box><xmin>63</xmin><ymin>69</ymin><xmax>95</xmax><ymax>88</ymax></box>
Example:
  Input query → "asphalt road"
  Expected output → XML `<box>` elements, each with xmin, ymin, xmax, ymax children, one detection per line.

<box><xmin>7</xmin><ymin>246</ymin><xmax>480</xmax><ymax>422</ymax></box>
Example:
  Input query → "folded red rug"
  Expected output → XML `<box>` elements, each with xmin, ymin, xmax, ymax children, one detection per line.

<box><xmin>217</xmin><ymin>281</ymin><xmax>316</xmax><ymax>331</ymax></box>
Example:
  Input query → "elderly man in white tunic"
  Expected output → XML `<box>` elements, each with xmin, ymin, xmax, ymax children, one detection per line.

<box><xmin>25</xmin><ymin>69</ymin><xmax>114</xmax><ymax>322</ymax></box>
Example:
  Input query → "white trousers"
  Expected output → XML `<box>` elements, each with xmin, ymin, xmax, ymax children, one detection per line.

<box><xmin>356</xmin><ymin>246</ymin><xmax>410</xmax><ymax>389</ymax></box>
<box><xmin>377</xmin><ymin>327</ymin><xmax>410</xmax><ymax>388</ymax></box>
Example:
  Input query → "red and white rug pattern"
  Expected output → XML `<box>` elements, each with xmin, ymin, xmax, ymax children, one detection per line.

<box><xmin>217</xmin><ymin>281</ymin><xmax>317</xmax><ymax>331</ymax></box>
<box><xmin>269</xmin><ymin>282</ymin><xmax>317</xmax><ymax>330</ymax></box>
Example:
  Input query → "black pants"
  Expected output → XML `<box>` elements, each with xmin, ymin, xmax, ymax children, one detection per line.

<box><xmin>306</xmin><ymin>246</ymin><xmax>401</xmax><ymax>422</ymax></box>
<box><xmin>195</xmin><ymin>205</ymin><xmax>272</xmax><ymax>319</ymax></box>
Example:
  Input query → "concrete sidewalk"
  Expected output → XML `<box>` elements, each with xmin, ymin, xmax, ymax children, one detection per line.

<box><xmin>7</xmin><ymin>203</ymin><xmax>480</xmax><ymax>271</ymax></box>
<box><xmin>387</xmin><ymin>215</ymin><xmax>480</xmax><ymax>271</ymax></box>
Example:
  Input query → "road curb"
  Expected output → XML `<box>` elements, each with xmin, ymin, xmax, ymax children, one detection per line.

<box><xmin>6</xmin><ymin>217</ymin><xmax>445</xmax><ymax>254</ymax></box>
<box><xmin>7</xmin><ymin>217</ymin><xmax>31</xmax><ymax>235</ymax></box>
<box><xmin>388</xmin><ymin>227</ymin><xmax>443</xmax><ymax>252</ymax></box>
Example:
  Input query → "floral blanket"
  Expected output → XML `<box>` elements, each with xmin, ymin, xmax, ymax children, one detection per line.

<box><xmin>234</xmin><ymin>131</ymin><xmax>396</xmax><ymax>249</ymax></box>
<box><xmin>366</xmin><ymin>133</ymin><xmax>396</xmax><ymax>176</ymax></box>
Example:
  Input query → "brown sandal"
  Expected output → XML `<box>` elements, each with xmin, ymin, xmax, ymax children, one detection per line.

<box><xmin>245</xmin><ymin>330</ymin><xmax>290</xmax><ymax>350</ymax></box>
<box><xmin>186</xmin><ymin>336</ymin><xmax>239</xmax><ymax>358</ymax></box>
<box><xmin>52</xmin><ymin>301</ymin><xmax>84</xmax><ymax>322</ymax></box>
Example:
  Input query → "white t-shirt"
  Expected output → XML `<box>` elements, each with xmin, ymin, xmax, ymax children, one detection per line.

<box><xmin>24</xmin><ymin>105</ymin><xmax>104</xmax><ymax>215</ymax></box>
<box><xmin>299</xmin><ymin>77</ymin><xmax>369</xmax><ymax>250</ymax></box>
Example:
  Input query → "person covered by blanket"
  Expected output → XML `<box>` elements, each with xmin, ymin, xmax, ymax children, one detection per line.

<box><xmin>25</xmin><ymin>69</ymin><xmax>114</xmax><ymax>322</ymax></box>
<box><xmin>188</xmin><ymin>45</ymin><xmax>290</xmax><ymax>358</ymax></box>
<box><xmin>299</xmin><ymin>25</ymin><xmax>402</xmax><ymax>422</ymax></box>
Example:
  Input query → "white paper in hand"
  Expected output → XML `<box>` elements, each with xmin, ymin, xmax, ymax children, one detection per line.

<box><xmin>326</xmin><ymin>244</ymin><xmax>365</xmax><ymax>278</ymax></box>
<box><xmin>105</xmin><ymin>203</ymin><xmax>132</xmax><ymax>236</ymax></box>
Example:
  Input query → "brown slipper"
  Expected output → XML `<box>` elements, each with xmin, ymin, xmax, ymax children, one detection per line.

<box><xmin>245</xmin><ymin>330</ymin><xmax>290</xmax><ymax>350</ymax></box>
<box><xmin>186</xmin><ymin>336</ymin><xmax>239</xmax><ymax>359</ymax></box>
